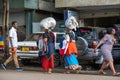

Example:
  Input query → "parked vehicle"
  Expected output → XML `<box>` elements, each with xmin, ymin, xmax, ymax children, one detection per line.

<box><xmin>17</xmin><ymin>27</ymin><xmax>120</xmax><ymax>67</ymax></box>
<box><xmin>75</xmin><ymin>27</ymin><xmax>120</xmax><ymax>65</ymax></box>
<box><xmin>17</xmin><ymin>32</ymin><xmax>64</xmax><ymax>66</ymax></box>
<box><xmin>75</xmin><ymin>27</ymin><xmax>104</xmax><ymax>65</ymax></box>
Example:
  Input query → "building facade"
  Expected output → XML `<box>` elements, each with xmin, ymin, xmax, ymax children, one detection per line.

<box><xmin>55</xmin><ymin>0</ymin><xmax>120</xmax><ymax>27</ymax></box>
<box><xmin>0</xmin><ymin>0</ymin><xmax>63</xmax><ymax>41</ymax></box>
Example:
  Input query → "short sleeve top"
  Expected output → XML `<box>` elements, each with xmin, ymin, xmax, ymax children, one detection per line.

<box><xmin>43</xmin><ymin>31</ymin><xmax>55</xmax><ymax>43</ymax></box>
<box><xmin>67</xmin><ymin>31</ymin><xmax>75</xmax><ymax>42</ymax></box>
<box><xmin>100</xmin><ymin>34</ymin><xmax>114</xmax><ymax>45</ymax></box>
<box><xmin>9</xmin><ymin>27</ymin><xmax>18</xmax><ymax>47</ymax></box>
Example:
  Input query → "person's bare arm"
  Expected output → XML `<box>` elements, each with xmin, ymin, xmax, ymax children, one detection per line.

<box><xmin>9</xmin><ymin>37</ymin><xmax>13</xmax><ymax>48</ymax></box>
<box><xmin>113</xmin><ymin>38</ymin><xmax>116</xmax><ymax>44</ymax></box>
<box><xmin>94</xmin><ymin>41</ymin><xmax>102</xmax><ymax>53</ymax></box>
<box><xmin>43</xmin><ymin>38</ymin><xmax>47</xmax><ymax>43</ymax></box>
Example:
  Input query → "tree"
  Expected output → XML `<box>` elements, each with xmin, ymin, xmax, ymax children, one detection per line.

<box><xmin>3</xmin><ymin>0</ymin><xmax>9</xmax><ymax>57</ymax></box>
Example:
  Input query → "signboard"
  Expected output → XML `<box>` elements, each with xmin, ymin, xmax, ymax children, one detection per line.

<box><xmin>64</xmin><ymin>10</ymin><xmax>78</xmax><ymax>22</ymax></box>
<box><xmin>32</xmin><ymin>22</ymin><xmax>40</xmax><ymax>33</ymax></box>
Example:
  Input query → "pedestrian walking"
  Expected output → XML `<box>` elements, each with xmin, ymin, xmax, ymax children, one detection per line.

<box><xmin>94</xmin><ymin>28</ymin><xmax>120</xmax><ymax>76</ymax></box>
<box><xmin>60</xmin><ymin>16</ymin><xmax>81</xmax><ymax>74</ymax></box>
<box><xmin>1</xmin><ymin>21</ymin><xmax>23</xmax><ymax>71</ymax></box>
<box><xmin>39</xmin><ymin>17</ymin><xmax>56</xmax><ymax>74</ymax></box>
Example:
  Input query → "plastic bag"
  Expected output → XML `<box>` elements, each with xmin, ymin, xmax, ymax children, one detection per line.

<box><xmin>40</xmin><ymin>17</ymin><xmax>56</xmax><ymax>29</ymax></box>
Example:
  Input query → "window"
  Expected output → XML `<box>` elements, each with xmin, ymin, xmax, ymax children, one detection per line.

<box><xmin>76</xmin><ymin>28</ymin><xmax>94</xmax><ymax>40</ymax></box>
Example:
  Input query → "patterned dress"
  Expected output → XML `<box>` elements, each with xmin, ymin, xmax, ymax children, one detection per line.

<box><xmin>63</xmin><ymin>31</ymin><xmax>81</xmax><ymax>70</ymax></box>
<box><xmin>100</xmin><ymin>34</ymin><xmax>114</xmax><ymax>61</ymax></box>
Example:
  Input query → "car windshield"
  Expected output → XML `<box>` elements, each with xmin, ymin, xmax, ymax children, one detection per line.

<box><xmin>76</xmin><ymin>28</ymin><xmax>95</xmax><ymax>39</ymax></box>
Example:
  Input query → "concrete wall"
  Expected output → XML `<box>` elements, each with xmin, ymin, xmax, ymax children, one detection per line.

<box><xmin>0</xmin><ymin>0</ymin><xmax>62</xmax><ymax>13</ymax></box>
<box><xmin>34</xmin><ymin>12</ymin><xmax>64</xmax><ymax>32</ymax></box>
<box><xmin>35</xmin><ymin>12</ymin><xmax>51</xmax><ymax>22</ymax></box>
<box><xmin>0</xmin><ymin>0</ymin><xmax>24</xmax><ymax>9</ymax></box>
<box><xmin>55</xmin><ymin>0</ymin><xmax>120</xmax><ymax>8</ymax></box>
<box><xmin>0</xmin><ymin>13</ymin><xmax>3</xmax><ymax>26</ymax></box>
<box><xmin>79</xmin><ymin>10</ymin><xmax>120</xmax><ymax>18</ymax></box>
<box><xmin>10</xmin><ymin>12</ymin><xmax>25</xmax><ymax>26</ymax></box>
<box><xmin>24</xmin><ymin>0</ymin><xmax>38</xmax><ymax>9</ymax></box>
<box><xmin>39</xmin><ymin>0</ymin><xmax>62</xmax><ymax>13</ymax></box>
<box><xmin>9</xmin><ymin>0</ymin><xmax>24</xmax><ymax>9</ymax></box>
<box><xmin>0</xmin><ymin>12</ymin><xmax>25</xmax><ymax>26</ymax></box>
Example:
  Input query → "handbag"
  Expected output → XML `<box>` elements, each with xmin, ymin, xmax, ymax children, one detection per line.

<box><xmin>59</xmin><ymin>49</ymin><xmax>65</xmax><ymax>57</ymax></box>
<box><xmin>59</xmin><ymin>42</ymin><xmax>68</xmax><ymax>57</ymax></box>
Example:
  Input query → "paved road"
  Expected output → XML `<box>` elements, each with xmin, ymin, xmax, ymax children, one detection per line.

<box><xmin>0</xmin><ymin>69</ymin><xmax>119</xmax><ymax>80</ymax></box>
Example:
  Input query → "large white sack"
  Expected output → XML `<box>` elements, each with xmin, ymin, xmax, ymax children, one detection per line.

<box><xmin>65</xmin><ymin>16</ymin><xmax>78</xmax><ymax>31</ymax></box>
<box><xmin>40</xmin><ymin>17</ymin><xmax>56</xmax><ymax>29</ymax></box>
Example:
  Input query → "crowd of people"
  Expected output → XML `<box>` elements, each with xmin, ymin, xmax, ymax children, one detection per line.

<box><xmin>0</xmin><ymin>16</ymin><xmax>120</xmax><ymax>76</ymax></box>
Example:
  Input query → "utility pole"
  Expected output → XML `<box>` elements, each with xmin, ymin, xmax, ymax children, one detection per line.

<box><xmin>3</xmin><ymin>0</ymin><xmax>9</xmax><ymax>57</ymax></box>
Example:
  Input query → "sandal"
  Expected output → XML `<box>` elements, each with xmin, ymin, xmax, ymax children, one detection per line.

<box><xmin>76</xmin><ymin>66</ymin><xmax>82</xmax><ymax>70</ymax></box>
<box><xmin>98</xmin><ymin>71</ymin><xmax>107</xmax><ymax>75</ymax></box>
<box><xmin>66</xmin><ymin>72</ymin><xmax>70</xmax><ymax>74</ymax></box>
<box><xmin>64</xmin><ymin>70</ymin><xmax>70</xmax><ymax>74</ymax></box>
<box><xmin>75</xmin><ymin>70</ymin><xmax>80</xmax><ymax>74</ymax></box>
<box><xmin>113</xmin><ymin>72</ymin><xmax>120</xmax><ymax>76</ymax></box>
<box><xmin>48</xmin><ymin>71</ymin><xmax>52</xmax><ymax>74</ymax></box>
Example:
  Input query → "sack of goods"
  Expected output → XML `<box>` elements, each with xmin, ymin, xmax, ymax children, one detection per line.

<box><xmin>40</xmin><ymin>17</ymin><xmax>56</xmax><ymax>30</ymax></box>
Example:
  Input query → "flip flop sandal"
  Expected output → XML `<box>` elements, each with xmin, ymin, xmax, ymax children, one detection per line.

<box><xmin>98</xmin><ymin>71</ymin><xmax>107</xmax><ymax>75</ymax></box>
<box><xmin>48</xmin><ymin>71</ymin><xmax>52</xmax><ymax>74</ymax></box>
<box><xmin>75</xmin><ymin>70</ymin><xmax>80</xmax><ymax>74</ymax></box>
<box><xmin>113</xmin><ymin>72</ymin><xmax>120</xmax><ymax>76</ymax></box>
<box><xmin>64</xmin><ymin>71</ymin><xmax>70</xmax><ymax>74</ymax></box>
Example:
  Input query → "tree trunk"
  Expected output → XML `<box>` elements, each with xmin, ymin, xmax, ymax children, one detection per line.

<box><xmin>3</xmin><ymin>0</ymin><xmax>9</xmax><ymax>58</ymax></box>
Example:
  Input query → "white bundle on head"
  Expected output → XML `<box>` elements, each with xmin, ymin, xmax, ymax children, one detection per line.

<box><xmin>65</xmin><ymin>16</ymin><xmax>78</xmax><ymax>31</ymax></box>
<box><xmin>40</xmin><ymin>17</ymin><xmax>56</xmax><ymax>30</ymax></box>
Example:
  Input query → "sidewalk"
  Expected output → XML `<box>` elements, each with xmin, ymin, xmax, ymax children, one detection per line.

<box><xmin>0</xmin><ymin>70</ymin><xmax>119</xmax><ymax>80</ymax></box>
<box><xmin>0</xmin><ymin>59</ymin><xmax>120</xmax><ymax>76</ymax></box>
<box><xmin>21</xmin><ymin>66</ymin><xmax>120</xmax><ymax>76</ymax></box>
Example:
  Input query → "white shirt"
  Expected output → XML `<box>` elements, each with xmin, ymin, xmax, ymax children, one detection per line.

<box><xmin>9</xmin><ymin>27</ymin><xmax>18</xmax><ymax>48</ymax></box>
